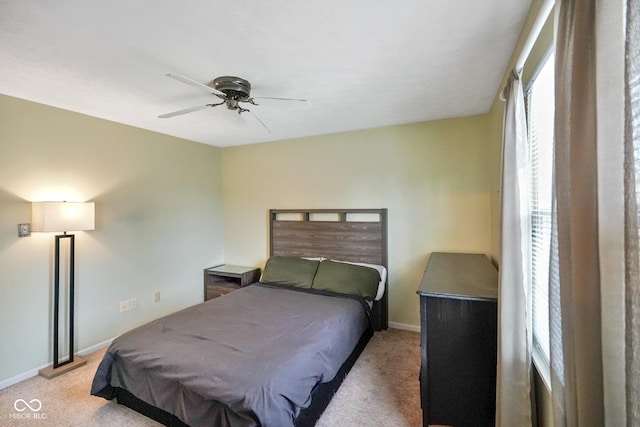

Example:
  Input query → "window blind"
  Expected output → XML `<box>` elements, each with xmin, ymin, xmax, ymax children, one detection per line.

<box><xmin>527</xmin><ymin>53</ymin><xmax>555</xmax><ymax>363</ymax></box>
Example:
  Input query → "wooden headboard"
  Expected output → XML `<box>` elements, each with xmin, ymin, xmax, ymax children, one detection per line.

<box><xmin>269</xmin><ymin>208</ymin><xmax>388</xmax><ymax>330</ymax></box>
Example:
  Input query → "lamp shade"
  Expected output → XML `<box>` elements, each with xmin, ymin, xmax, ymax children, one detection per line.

<box><xmin>32</xmin><ymin>202</ymin><xmax>95</xmax><ymax>232</ymax></box>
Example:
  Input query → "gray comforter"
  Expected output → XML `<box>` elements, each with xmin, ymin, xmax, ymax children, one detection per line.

<box><xmin>91</xmin><ymin>284</ymin><xmax>368</xmax><ymax>427</ymax></box>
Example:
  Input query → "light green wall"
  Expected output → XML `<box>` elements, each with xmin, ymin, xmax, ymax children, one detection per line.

<box><xmin>0</xmin><ymin>94</ymin><xmax>224</xmax><ymax>384</ymax></box>
<box><xmin>488</xmin><ymin>96</ymin><xmax>503</xmax><ymax>266</ymax></box>
<box><xmin>222</xmin><ymin>116</ymin><xmax>492</xmax><ymax>327</ymax></box>
<box><xmin>0</xmin><ymin>93</ymin><xmax>493</xmax><ymax>384</ymax></box>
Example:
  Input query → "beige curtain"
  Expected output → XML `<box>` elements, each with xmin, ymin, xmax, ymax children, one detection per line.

<box><xmin>624</xmin><ymin>0</ymin><xmax>640</xmax><ymax>422</ymax></box>
<box><xmin>550</xmin><ymin>0</ymin><xmax>604</xmax><ymax>425</ymax></box>
<box><xmin>596</xmin><ymin>0</ymin><xmax>627</xmax><ymax>425</ymax></box>
<box><xmin>551</xmin><ymin>0</ymin><xmax>640</xmax><ymax>425</ymax></box>
<box><xmin>496</xmin><ymin>69</ymin><xmax>532</xmax><ymax>427</ymax></box>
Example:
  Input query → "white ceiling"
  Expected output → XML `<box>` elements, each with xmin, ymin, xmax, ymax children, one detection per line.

<box><xmin>0</xmin><ymin>1</ymin><xmax>531</xmax><ymax>147</ymax></box>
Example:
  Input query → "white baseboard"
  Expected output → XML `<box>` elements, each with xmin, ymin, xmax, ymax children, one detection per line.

<box><xmin>388</xmin><ymin>321</ymin><xmax>420</xmax><ymax>332</ymax></box>
<box><xmin>77</xmin><ymin>337</ymin><xmax>114</xmax><ymax>357</ymax></box>
<box><xmin>0</xmin><ymin>337</ymin><xmax>115</xmax><ymax>391</ymax></box>
<box><xmin>0</xmin><ymin>364</ymin><xmax>48</xmax><ymax>392</ymax></box>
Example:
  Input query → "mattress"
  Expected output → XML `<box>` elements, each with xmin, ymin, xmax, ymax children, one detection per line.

<box><xmin>91</xmin><ymin>283</ymin><xmax>369</xmax><ymax>427</ymax></box>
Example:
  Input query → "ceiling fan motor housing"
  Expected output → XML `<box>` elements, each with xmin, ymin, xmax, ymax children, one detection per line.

<box><xmin>211</xmin><ymin>76</ymin><xmax>252</xmax><ymax>101</ymax></box>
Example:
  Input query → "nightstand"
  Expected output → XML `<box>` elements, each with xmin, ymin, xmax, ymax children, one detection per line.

<box><xmin>204</xmin><ymin>265</ymin><xmax>261</xmax><ymax>301</ymax></box>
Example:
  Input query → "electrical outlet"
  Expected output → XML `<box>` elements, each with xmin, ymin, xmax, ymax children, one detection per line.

<box><xmin>119</xmin><ymin>298</ymin><xmax>138</xmax><ymax>312</ymax></box>
<box><xmin>154</xmin><ymin>291</ymin><xmax>160</xmax><ymax>302</ymax></box>
<box><xmin>18</xmin><ymin>223</ymin><xmax>31</xmax><ymax>238</ymax></box>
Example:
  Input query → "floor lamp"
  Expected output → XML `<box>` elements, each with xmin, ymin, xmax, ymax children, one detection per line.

<box><xmin>32</xmin><ymin>202</ymin><xmax>95</xmax><ymax>379</ymax></box>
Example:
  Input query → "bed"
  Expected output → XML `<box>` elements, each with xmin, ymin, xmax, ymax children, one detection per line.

<box><xmin>91</xmin><ymin>208</ymin><xmax>388</xmax><ymax>427</ymax></box>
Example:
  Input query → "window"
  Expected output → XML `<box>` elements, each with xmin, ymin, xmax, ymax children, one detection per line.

<box><xmin>526</xmin><ymin>52</ymin><xmax>554</xmax><ymax>373</ymax></box>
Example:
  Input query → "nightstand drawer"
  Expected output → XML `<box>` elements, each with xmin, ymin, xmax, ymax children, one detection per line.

<box><xmin>203</xmin><ymin>265</ymin><xmax>261</xmax><ymax>301</ymax></box>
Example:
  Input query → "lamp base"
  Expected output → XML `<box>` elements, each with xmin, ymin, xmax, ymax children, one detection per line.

<box><xmin>38</xmin><ymin>357</ymin><xmax>87</xmax><ymax>379</ymax></box>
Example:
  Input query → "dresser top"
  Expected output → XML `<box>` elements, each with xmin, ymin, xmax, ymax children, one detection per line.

<box><xmin>417</xmin><ymin>252</ymin><xmax>498</xmax><ymax>301</ymax></box>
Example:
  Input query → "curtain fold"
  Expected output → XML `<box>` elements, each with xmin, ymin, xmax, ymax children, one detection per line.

<box><xmin>496</xmin><ymin>69</ymin><xmax>532</xmax><ymax>427</ymax></box>
<box><xmin>550</xmin><ymin>0</ymin><xmax>605</xmax><ymax>426</ymax></box>
<box><xmin>595</xmin><ymin>0</ymin><xmax>627</xmax><ymax>425</ymax></box>
<box><xmin>625</xmin><ymin>0</ymin><xmax>640</xmax><ymax>422</ymax></box>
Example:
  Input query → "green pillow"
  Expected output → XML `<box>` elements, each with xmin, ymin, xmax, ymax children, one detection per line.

<box><xmin>261</xmin><ymin>256</ymin><xmax>320</xmax><ymax>288</ymax></box>
<box><xmin>311</xmin><ymin>260</ymin><xmax>381</xmax><ymax>300</ymax></box>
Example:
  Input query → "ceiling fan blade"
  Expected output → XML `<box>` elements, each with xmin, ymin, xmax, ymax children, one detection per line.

<box><xmin>158</xmin><ymin>104</ymin><xmax>215</xmax><ymax>118</ymax></box>
<box><xmin>165</xmin><ymin>73</ymin><xmax>226</xmax><ymax>97</ymax></box>
<box><xmin>245</xmin><ymin>110</ymin><xmax>271</xmax><ymax>133</ymax></box>
<box><xmin>252</xmin><ymin>96</ymin><xmax>311</xmax><ymax>106</ymax></box>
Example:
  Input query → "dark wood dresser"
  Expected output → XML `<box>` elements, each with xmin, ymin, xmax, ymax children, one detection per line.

<box><xmin>417</xmin><ymin>252</ymin><xmax>498</xmax><ymax>427</ymax></box>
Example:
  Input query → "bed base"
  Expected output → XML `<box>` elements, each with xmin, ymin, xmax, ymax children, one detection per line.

<box><xmin>116</xmin><ymin>388</ymin><xmax>188</xmax><ymax>427</ymax></box>
<box><xmin>114</xmin><ymin>327</ymin><xmax>374</xmax><ymax>427</ymax></box>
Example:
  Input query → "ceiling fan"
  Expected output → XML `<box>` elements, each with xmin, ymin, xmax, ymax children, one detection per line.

<box><xmin>159</xmin><ymin>74</ymin><xmax>309</xmax><ymax>133</ymax></box>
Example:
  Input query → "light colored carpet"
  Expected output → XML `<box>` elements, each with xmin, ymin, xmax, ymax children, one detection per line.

<box><xmin>0</xmin><ymin>329</ymin><xmax>421</xmax><ymax>426</ymax></box>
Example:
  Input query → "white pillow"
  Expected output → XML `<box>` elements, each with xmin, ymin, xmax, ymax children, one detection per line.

<box><xmin>329</xmin><ymin>259</ymin><xmax>387</xmax><ymax>301</ymax></box>
<box><xmin>303</xmin><ymin>257</ymin><xmax>326</xmax><ymax>261</ymax></box>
